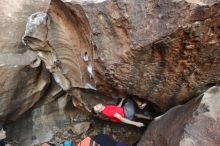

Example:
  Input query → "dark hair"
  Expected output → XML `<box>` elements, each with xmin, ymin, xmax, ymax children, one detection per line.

<box><xmin>0</xmin><ymin>122</ymin><xmax>3</xmax><ymax>130</ymax></box>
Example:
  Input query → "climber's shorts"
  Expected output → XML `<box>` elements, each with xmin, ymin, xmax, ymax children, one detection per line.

<box><xmin>123</xmin><ymin>99</ymin><xmax>135</xmax><ymax>120</ymax></box>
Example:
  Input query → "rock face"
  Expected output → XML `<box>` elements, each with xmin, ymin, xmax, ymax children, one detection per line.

<box><xmin>138</xmin><ymin>86</ymin><xmax>220</xmax><ymax>146</ymax></box>
<box><xmin>23</xmin><ymin>0</ymin><xmax>220</xmax><ymax>113</ymax></box>
<box><xmin>6</xmin><ymin>95</ymin><xmax>73</xmax><ymax>146</ymax></box>
<box><xmin>0</xmin><ymin>0</ymin><xmax>51</xmax><ymax>122</ymax></box>
<box><xmin>23</xmin><ymin>0</ymin><xmax>93</xmax><ymax>91</ymax></box>
<box><xmin>82</xmin><ymin>0</ymin><xmax>220</xmax><ymax>111</ymax></box>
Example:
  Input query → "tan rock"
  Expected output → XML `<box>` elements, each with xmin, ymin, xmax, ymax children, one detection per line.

<box><xmin>71</xmin><ymin>122</ymin><xmax>90</xmax><ymax>135</ymax></box>
<box><xmin>22</xmin><ymin>0</ymin><xmax>220</xmax><ymax>113</ymax></box>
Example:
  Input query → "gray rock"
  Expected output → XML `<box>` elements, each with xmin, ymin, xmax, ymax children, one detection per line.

<box><xmin>138</xmin><ymin>86</ymin><xmax>220</xmax><ymax>146</ymax></box>
<box><xmin>71</xmin><ymin>122</ymin><xmax>91</xmax><ymax>135</ymax></box>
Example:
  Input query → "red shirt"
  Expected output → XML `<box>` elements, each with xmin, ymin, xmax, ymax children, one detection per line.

<box><xmin>101</xmin><ymin>105</ymin><xmax>125</xmax><ymax>123</ymax></box>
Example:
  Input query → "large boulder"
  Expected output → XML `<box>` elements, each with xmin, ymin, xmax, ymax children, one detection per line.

<box><xmin>0</xmin><ymin>0</ymin><xmax>51</xmax><ymax>122</ymax></box>
<box><xmin>23</xmin><ymin>0</ymin><xmax>220</xmax><ymax>112</ymax></box>
<box><xmin>83</xmin><ymin>0</ymin><xmax>220</xmax><ymax>112</ymax></box>
<box><xmin>0</xmin><ymin>0</ymin><xmax>220</xmax><ymax>122</ymax></box>
<box><xmin>138</xmin><ymin>85</ymin><xmax>220</xmax><ymax>146</ymax></box>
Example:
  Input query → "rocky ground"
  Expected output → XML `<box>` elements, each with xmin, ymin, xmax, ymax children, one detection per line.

<box><xmin>8</xmin><ymin>118</ymin><xmax>145</xmax><ymax>146</ymax></box>
<box><xmin>41</xmin><ymin>119</ymin><xmax>145</xmax><ymax>146</ymax></box>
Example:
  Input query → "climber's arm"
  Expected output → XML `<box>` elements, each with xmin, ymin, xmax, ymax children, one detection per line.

<box><xmin>114</xmin><ymin>113</ymin><xmax>144</xmax><ymax>127</ymax></box>
<box><xmin>117</xmin><ymin>98</ymin><xmax>125</xmax><ymax>107</ymax></box>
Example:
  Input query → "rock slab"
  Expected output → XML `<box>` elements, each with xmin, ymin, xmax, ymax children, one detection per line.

<box><xmin>138</xmin><ymin>86</ymin><xmax>220</xmax><ymax>146</ymax></box>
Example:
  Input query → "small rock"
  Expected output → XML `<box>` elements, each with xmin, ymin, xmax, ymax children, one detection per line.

<box><xmin>67</xmin><ymin>129</ymin><xmax>73</xmax><ymax>135</ymax></box>
<box><xmin>112</xmin><ymin>134</ymin><xmax>117</xmax><ymax>140</ymax></box>
<box><xmin>185</xmin><ymin>44</ymin><xmax>195</xmax><ymax>50</ymax></box>
<box><xmin>62</xmin><ymin>131</ymin><xmax>69</xmax><ymax>139</ymax></box>
<box><xmin>71</xmin><ymin>122</ymin><xmax>90</xmax><ymax>135</ymax></box>
<box><xmin>55</xmin><ymin>137</ymin><xmax>62</xmax><ymax>144</ymax></box>
<box><xmin>194</xmin><ymin>21</ymin><xmax>200</xmax><ymax>27</ymax></box>
<box><xmin>105</xmin><ymin>125</ymin><xmax>111</xmax><ymax>133</ymax></box>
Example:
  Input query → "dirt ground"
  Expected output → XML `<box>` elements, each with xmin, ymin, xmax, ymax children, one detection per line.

<box><xmin>36</xmin><ymin>118</ymin><xmax>146</xmax><ymax>146</ymax></box>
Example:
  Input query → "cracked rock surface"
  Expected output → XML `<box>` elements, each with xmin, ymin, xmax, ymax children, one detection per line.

<box><xmin>23</xmin><ymin>0</ymin><xmax>220</xmax><ymax>113</ymax></box>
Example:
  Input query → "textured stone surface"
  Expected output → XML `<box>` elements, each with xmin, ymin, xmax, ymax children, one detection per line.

<box><xmin>22</xmin><ymin>0</ymin><xmax>220</xmax><ymax>112</ymax></box>
<box><xmin>82</xmin><ymin>0</ymin><xmax>220</xmax><ymax>111</ymax></box>
<box><xmin>138</xmin><ymin>86</ymin><xmax>220</xmax><ymax>146</ymax></box>
<box><xmin>23</xmin><ymin>0</ymin><xmax>93</xmax><ymax>91</ymax></box>
<box><xmin>6</xmin><ymin>95</ymin><xmax>74</xmax><ymax>146</ymax></box>
<box><xmin>0</xmin><ymin>65</ymin><xmax>50</xmax><ymax>122</ymax></box>
<box><xmin>0</xmin><ymin>0</ymin><xmax>51</xmax><ymax>122</ymax></box>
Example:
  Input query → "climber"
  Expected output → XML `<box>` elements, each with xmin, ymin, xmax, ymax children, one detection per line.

<box><xmin>0</xmin><ymin>125</ymin><xmax>6</xmax><ymax>146</ymax></box>
<box><xmin>93</xmin><ymin>98</ymin><xmax>150</xmax><ymax>127</ymax></box>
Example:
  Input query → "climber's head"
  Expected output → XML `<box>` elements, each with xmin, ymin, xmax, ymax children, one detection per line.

<box><xmin>93</xmin><ymin>104</ymin><xmax>104</xmax><ymax>113</ymax></box>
